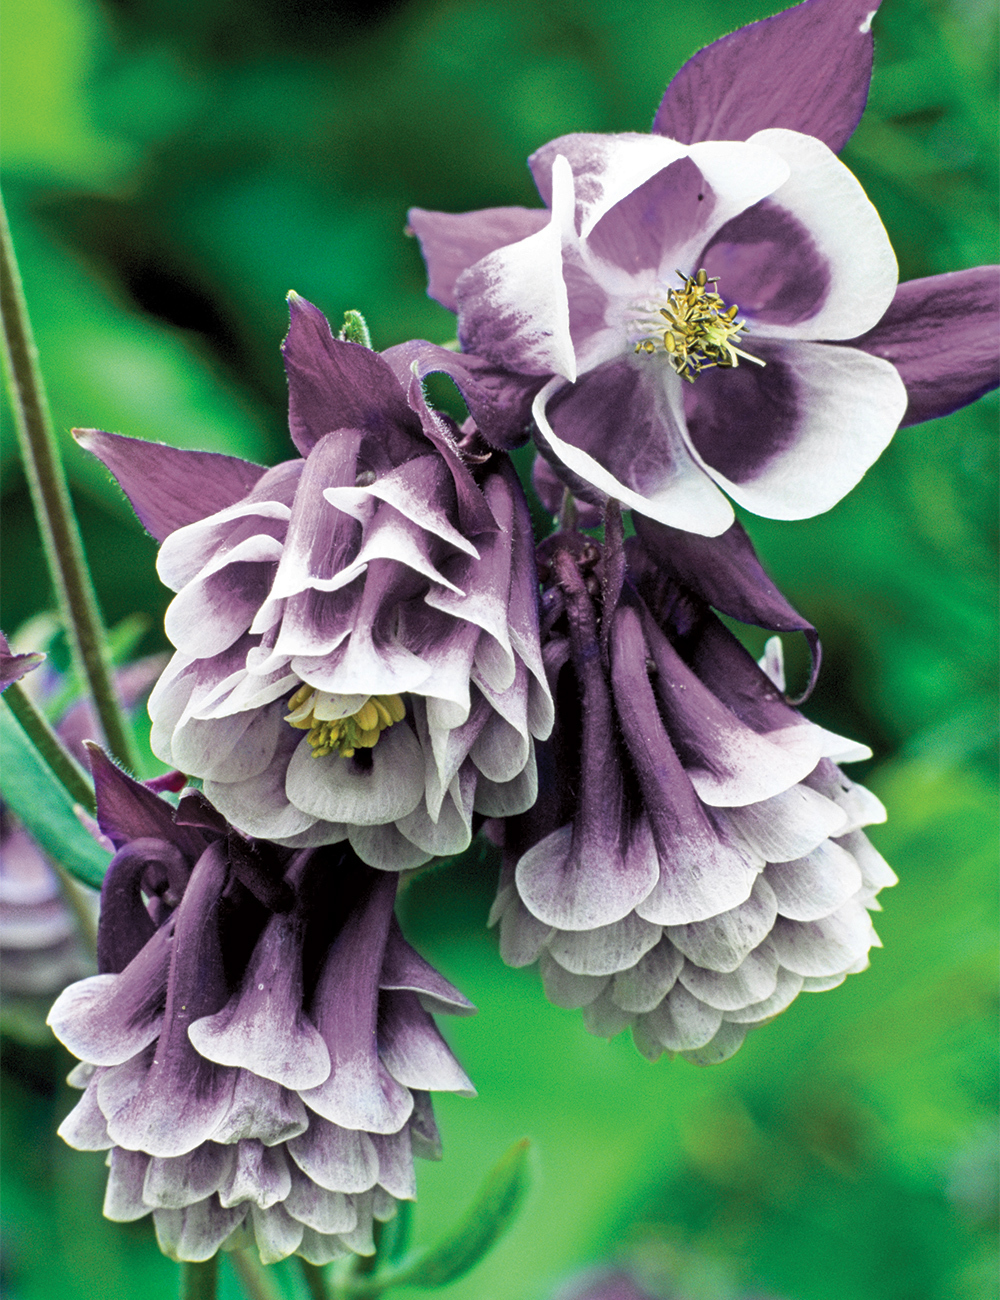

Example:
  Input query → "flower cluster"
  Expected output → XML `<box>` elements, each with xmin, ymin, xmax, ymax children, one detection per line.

<box><xmin>488</xmin><ymin>523</ymin><xmax>895</xmax><ymax>1063</ymax></box>
<box><xmin>49</xmin><ymin>749</ymin><xmax>475</xmax><ymax>1265</ymax></box>
<box><xmin>39</xmin><ymin>0</ymin><xmax>998</xmax><ymax>1274</ymax></box>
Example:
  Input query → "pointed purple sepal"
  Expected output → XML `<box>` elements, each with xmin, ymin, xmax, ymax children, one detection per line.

<box><xmin>0</xmin><ymin>631</ymin><xmax>45</xmax><ymax>691</ymax></box>
<box><xmin>86</xmin><ymin>744</ymin><xmax>209</xmax><ymax>859</ymax></box>
<box><xmin>652</xmin><ymin>0</ymin><xmax>880</xmax><ymax>154</ymax></box>
<box><xmin>407</xmin><ymin>206</ymin><xmax>549</xmax><ymax>313</ymax></box>
<box><xmin>74</xmin><ymin>430</ymin><xmax>266</xmax><ymax>543</ymax></box>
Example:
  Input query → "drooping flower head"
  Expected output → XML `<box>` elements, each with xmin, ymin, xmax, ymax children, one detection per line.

<box><xmin>410</xmin><ymin>0</ymin><xmax>999</xmax><ymax>534</ymax></box>
<box><xmin>490</xmin><ymin>518</ymin><xmax>895</xmax><ymax>1063</ymax></box>
<box><xmin>77</xmin><ymin>296</ymin><xmax>552</xmax><ymax>869</ymax></box>
<box><xmin>50</xmin><ymin>750</ymin><xmax>475</xmax><ymax>1265</ymax></box>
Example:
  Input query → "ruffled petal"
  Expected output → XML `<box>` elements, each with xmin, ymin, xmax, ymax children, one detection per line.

<box><xmin>407</xmin><ymin>206</ymin><xmax>549</xmax><ymax>312</ymax></box>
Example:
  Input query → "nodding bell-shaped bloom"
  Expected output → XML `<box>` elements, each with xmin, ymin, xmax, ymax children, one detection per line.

<box><xmin>77</xmin><ymin>295</ymin><xmax>552</xmax><ymax>870</ymax></box>
<box><xmin>489</xmin><ymin>522</ymin><xmax>895</xmax><ymax>1064</ymax></box>
<box><xmin>410</xmin><ymin>0</ymin><xmax>999</xmax><ymax>535</ymax></box>
<box><xmin>49</xmin><ymin>750</ymin><xmax>476</xmax><ymax>1266</ymax></box>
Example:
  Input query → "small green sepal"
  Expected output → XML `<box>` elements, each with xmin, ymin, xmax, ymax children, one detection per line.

<box><xmin>339</xmin><ymin>310</ymin><xmax>373</xmax><ymax>349</ymax></box>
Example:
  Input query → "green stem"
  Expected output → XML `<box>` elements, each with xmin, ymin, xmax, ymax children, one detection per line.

<box><xmin>48</xmin><ymin>855</ymin><xmax>99</xmax><ymax>961</ymax></box>
<box><xmin>229</xmin><ymin>1251</ymin><xmax>283</xmax><ymax>1300</ymax></box>
<box><xmin>0</xmin><ymin>194</ymin><xmax>137</xmax><ymax>770</ymax></box>
<box><xmin>2</xmin><ymin>681</ymin><xmax>95</xmax><ymax>811</ymax></box>
<box><xmin>179</xmin><ymin>1258</ymin><xmax>218</xmax><ymax>1300</ymax></box>
<box><xmin>298</xmin><ymin>1259</ymin><xmax>332</xmax><ymax>1300</ymax></box>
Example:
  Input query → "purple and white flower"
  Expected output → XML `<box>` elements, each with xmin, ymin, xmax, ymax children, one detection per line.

<box><xmin>489</xmin><ymin>524</ymin><xmax>895</xmax><ymax>1064</ymax></box>
<box><xmin>77</xmin><ymin>296</ymin><xmax>552</xmax><ymax>870</ymax></box>
<box><xmin>50</xmin><ymin>751</ymin><xmax>475</xmax><ymax>1265</ymax></box>
<box><xmin>410</xmin><ymin>0</ymin><xmax>999</xmax><ymax>534</ymax></box>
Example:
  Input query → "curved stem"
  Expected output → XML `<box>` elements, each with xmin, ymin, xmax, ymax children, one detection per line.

<box><xmin>2</xmin><ymin>682</ymin><xmax>95</xmax><ymax>811</ymax></box>
<box><xmin>0</xmin><ymin>194</ymin><xmax>137</xmax><ymax>770</ymax></box>
<box><xmin>179</xmin><ymin>1258</ymin><xmax>218</xmax><ymax>1300</ymax></box>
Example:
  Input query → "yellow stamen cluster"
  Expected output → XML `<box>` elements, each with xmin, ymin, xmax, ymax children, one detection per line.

<box><xmin>633</xmin><ymin>269</ymin><xmax>764</xmax><ymax>381</ymax></box>
<box><xmin>285</xmin><ymin>685</ymin><xmax>407</xmax><ymax>759</ymax></box>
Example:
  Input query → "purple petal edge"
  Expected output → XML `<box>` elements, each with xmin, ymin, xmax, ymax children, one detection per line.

<box><xmin>74</xmin><ymin>430</ymin><xmax>266</xmax><ymax>543</ymax></box>
<box><xmin>407</xmin><ymin>207</ymin><xmax>549</xmax><ymax>314</ymax></box>
<box><xmin>652</xmin><ymin>0</ymin><xmax>880</xmax><ymax>154</ymax></box>
<box><xmin>0</xmin><ymin>631</ymin><xmax>45</xmax><ymax>691</ymax></box>
<box><xmin>840</xmin><ymin>267</ymin><xmax>1000</xmax><ymax>427</ymax></box>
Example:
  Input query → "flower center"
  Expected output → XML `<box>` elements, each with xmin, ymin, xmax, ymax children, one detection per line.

<box><xmin>285</xmin><ymin>685</ymin><xmax>407</xmax><ymax>759</ymax></box>
<box><xmin>631</xmin><ymin>269</ymin><xmax>764</xmax><ymax>381</ymax></box>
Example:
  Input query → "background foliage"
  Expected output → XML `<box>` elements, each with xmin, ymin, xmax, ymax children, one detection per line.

<box><xmin>1</xmin><ymin>0</ymin><xmax>996</xmax><ymax>1296</ymax></box>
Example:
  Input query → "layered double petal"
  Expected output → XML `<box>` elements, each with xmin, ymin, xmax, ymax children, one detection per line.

<box><xmin>411</xmin><ymin>0</ymin><xmax>997</xmax><ymax>534</ymax></box>
<box><xmin>490</xmin><ymin>527</ymin><xmax>893</xmax><ymax>1063</ymax></box>
<box><xmin>50</xmin><ymin>757</ymin><xmax>475</xmax><ymax>1265</ymax></box>
<box><xmin>79</xmin><ymin>296</ymin><xmax>552</xmax><ymax>869</ymax></box>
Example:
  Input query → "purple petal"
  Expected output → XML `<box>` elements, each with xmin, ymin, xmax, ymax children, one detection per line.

<box><xmin>286</xmin><ymin>1115</ymin><xmax>379</xmax><ymax>1194</ymax></box>
<box><xmin>841</xmin><ymin>266</ymin><xmax>1000</xmax><ymax>426</ymax></box>
<box><xmin>103</xmin><ymin>1147</ymin><xmax>152</xmax><ymax>1221</ymax></box>
<box><xmin>153</xmin><ymin>1199</ymin><xmax>247</xmax><ymax>1262</ymax></box>
<box><xmin>143</xmin><ymin>1143</ymin><xmax>236</xmax><ymax>1209</ymax></box>
<box><xmin>609</xmin><ymin>939</ymin><xmax>684</xmax><ymax>1014</ymax></box>
<box><xmin>407</xmin><ymin>1090</ymin><xmax>442</xmax><ymax>1161</ymax></box>
<box><xmin>249</xmin><ymin>1201</ymin><xmax>304</xmax><ymax>1264</ymax></box>
<box><xmin>377</xmin><ymin>989</ymin><xmax>475</xmax><ymax>1095</ymax></box>
<box><xmin>74</xmin><ymin>429</ymin><xmax>266</xmax><ymax>543</ymax></box>
<box><xmin>678</xmin><ymin>940</ymin><xmax>779</xmax><ymax>1010</ymax></box>
<box><xmin>218</xmin><ymin>1140</ymin><xmax>292</xmax><ymax>1210</ymax></box>
<box><xmin>87</xmin><ymin>744</ymin><xmax>208</xmax><ymax>859</ymax></box>
<box><xmin>97</xmin><ymin>839</ymin><xmax>184</xmax><ymax>974</ymax></box>
<box><xmin>48</xmin><ymin>922</ymin><xmax>173</xmax><ymax>1065</ymax></box>
<box><xmin>652</xmin><ymin>0</ymin><xmax>880</xmax><ymax>154</ymax></box>
<box><xmin>379</xmin><ymin>917</ymin><xmax>475</xmax><ymax>1016</ymax></box>
<box><xmin>57</xmin><ymin>1076</ymin><xmax>113</xmax><ymax>1150</ymax></box>
<box><xmin>299</xmin><ymin>871</ymin><xmax>414</xmax><ymax>1134</ymax></box>
<box><xmin>282</xmin><ymin>294</ymin><xmax>417</xmax><ymax>459</ymax></box>
<box><xmin>284</xmin><ymin>1163</ymin><xmax>357</xmax><ymax>1233</ymax></box>
<box><xmin>539</xmin><ymin>951</ymin><xmax>609</xmax><ymax>1009</ymax></box>
<box><xmin>407</xmin><ymin>206</ymin><xmax>549</xmax><ymax>312</ymax></box>
<box><xmin>188</xmin><ymin>911</ymin><xmax>331</xmax><ymax>1091</ymax></box>
<box><xmin>0</xmin><ymin>631</ymin><xmax>45</xmax><ymax>691</ymax></box>
<box><xmin>372</xmin><ymin>1126</ymin><xmax>416</xmax><ymax>1200</ymax></box>
<box><xmin>547</xmin><ymin>912</ymin><xmax>662</xmax><ymax>977</ymax></box>
<box><xmin>630</xmin><ymin>519</ymin><xmax>820</xmax><ymax>699</ymax></box>
<box><xmin>210</xmin><ymin>1073</ymin><xmax>308</xmax><ymax>1147</ymax></box>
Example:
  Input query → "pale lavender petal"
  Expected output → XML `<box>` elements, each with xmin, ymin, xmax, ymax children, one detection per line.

<box><xmin>497</xmin><ymin>894</ymin><xmax>554</xmax><ymax>968</ymax></box>
<box><xmin>0</xmin><ymin>631</ymin><xmax>44</xmax><ymax>690</ymax></box>
<box><xmin>297</xmin><ymin>1228</ymin><xmax>351</xmax><ymax>1265</ymax></box>
<box><xmin>372</xmin><ymin>1126</ymin><xmax>417</xmax><ymax>1200</ymax></box>
<box><xmin>770</xmin><ymin>897</ymin><xmax>877</xmax><ymax>976</ymax></box>
<box><xmin>153</xmin><ymin>1199</ymin><xmax>247</xmax><ymax>1262</ymax></box>
<box><xmin>640</xmin><ymin>982</ymin><xmax>723</xmax><ymax>1052</ymax></box>
<box><xmin>188</xmin><ymin>912</ymin><xmax>330</xmax><ymax>1090</ymax></box>
<box><xmin>143</xmin><ymin>1144</ymin><xmax>236</xmax><ymax>1210</ymax></box>
<box><xmin>547</xmin><ymin>913</ymin><xmax>661</xmax><ymax>977</ymax></box>
<box><xmin>211</xmin><ymin>1073</ymin><xmax>309</xmax><ymax>1147</ymax></box>
<box><xmin>764</xmin><ymin>840</ymin><xmax>863</xmax><ymax>921</ymax></box>
<box><xmin>680</xmin><ymin>1020</ymin><xmax>749</xmax><ymax>1066</ymax></box>
<box><xmin>218</xmin><ymin>1141</ymin><xmax>291</xmax><ymax>1210</ymax></box>
<box><xmin>284</xmin><ymin>1162</ymin><xmax>357</xmax><ymax>1233</ymax></box>
<box><xmin>538</xmin><ymin>950</ymin><xmax>609</xmax><ymax>1009</ymax></box>
<box><xmin>285</xmin><ymin>722</ymin><xmax>425</xmax><ymax>827</ymax></box>
<box><xmin>286</xmin><ymin>1116</ymin><xmax>379</xmax><ymax>1194</ymax></box>
<box><xmin>407</xmin><ymin>1091</ymin><xmax>442</xmax><ymax>1161</ymax></box>
<box><xmin>665</xmin><ymin>876</ymin><xmax>778</xmax><ymax>972</ymax></box>
<box><xmin>652</xmin><ymin>0</ymin><xmax>880</xmax><ymax>153</ymax></box>
<box><xmin>339</xmin><ymin>1190</ymin><xmax>375</xmax><ymax>1255</ymax></box>
<box><xmin>836</xmin><ymin>830</ymin><xmax>897</xmax><ymax>893</ymax></box>
<box><xmin>804</xmin><ymin>760</ymin><xmax>886</xmax><ymax>832</ymax></box>
<box><xmin>609</xmin><ymin>939</ymin><xmax>684</xmax><ymax>1014</ymax></box>
<box><xmin>723</xmin><ymin>783</ymin><xmax>847</xmax><ymax>862</ymax></box>
<box><xmin>379</xmin><ymin>917</ymin><xmax>476</xmax><ymax>1016</ymax></box>
<box><xmin>580</xmin><ymin>988</ymin><xmax>633</xmax><ymax>1039</ymax></box>
<box><xmin>349</xmin><ymin>821</ymin><xmax>434</xmax><ymax>872</ymax></box>
<box><xmin>408</xmin><ymin>206</ymin><xmax>549</xmax><ymax>312</ymax></box>
<box><xmin>103</xmin><ymin>1147</ymin><xmax>152</xmax><ymax>1221</ymax></box>
<box><xmin>57</xmin><ymin>1078</ymin><xmax>113</xmax><ymax>1150</ymax></box>
<box><xmin>678</xmin><ymin>940</ymin><xmax>780</xmax><ymax>1011</ymax></box>
<box><xmin>249</xmin><ymin>1201</ymin><xmax>304</xmax><ymax>1264</ymax></box>
<box><xmin>377</xmin><ymin>990</ymin><xmax>475</xmax><ymax>1096</ymax></box>
<box><xmin>723</xmin><ymin>965</ymin><xmax>804</xmax><ymax>1023</ymax></box>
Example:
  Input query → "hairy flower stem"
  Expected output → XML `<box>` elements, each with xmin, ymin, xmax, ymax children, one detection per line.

<box><xmin>179</xmin><ymin>1258</ymin><xmax>217</xmax><ymax>1300</ymax></box>
<box><xmin>2</xmin><ymin>682</ymin><xmax>96</xmax><ymax>811</ymax></box>
<box><xmin>230</xmin><ymin>1252</ymin><xmax>284</xmax><ymax>1300</ymax></box>
<box><xmin>0</xmin><ymin>194</ymin><xmax>137</xmax><ymax>770</ymax></box>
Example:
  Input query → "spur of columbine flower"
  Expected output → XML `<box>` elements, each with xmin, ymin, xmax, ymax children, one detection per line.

<box><xmin>488</xmin><ymin>518</ymin><xmax>894</xmax><ymax>1064</ymax></box>
<box><xmin>409</xmin><ymin>0</ymin><xmax>999</xmax><ymax>535</ymax></box>
<box><xmin>76</xmin><ymin>296</ymin><xmax>552</xmax><ymax>870</ymax></box>
<box><xmin>49</xmin><ymin>749</ymin><xmax>475</xmax><ymax>1266</ymax></box>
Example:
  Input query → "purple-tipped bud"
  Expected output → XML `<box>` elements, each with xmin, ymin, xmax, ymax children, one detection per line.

<box><xmin>49</xmin><ymin>755</ymin><xmax>475</xmax><ymax>1265</ymax></box>
<box><xmin>489</xmin><ymin>525</ymin><xmax>894</xmax><ymax>1065</ymax></box>
<box><xmin>81</xmin><ymin>298</ymin><xmax>552</xmax><ymax>870</ymax></box>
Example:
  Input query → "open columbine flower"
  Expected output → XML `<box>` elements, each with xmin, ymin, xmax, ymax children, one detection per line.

<box><xmin>77</xmin><ymin>296</ymin><xmax>552</xmax><ymax>870</ymax></box>
<box><xmin>410</xmin><ymin>0</ymin><xmax>999</xmax><ymax>534</ymax></box>
<box><xmin>50</xmin><ymin>751</ymin><xmax>475</xmax><ymax>1266</ymax></box>
<box><xmin>489</xmin><ymin>522</ymin><xmax>895</xmax><ymax>1064</ymax></box>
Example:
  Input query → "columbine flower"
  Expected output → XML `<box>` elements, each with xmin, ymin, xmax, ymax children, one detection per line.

<box><xmin>77</xmin><ymin>295</ymin><xmax>552</xmax><ymax>869</ymax></box>
<box><xmin>409</xmin><ymin>0</ymin><xmax>999</xmax><ymax>534</ymax></box>
<box><xmin>489</xmin><ymin>523</ymin><xmax>895</xmax><ymax>1064</ymax></box>
<box><xmin>49</xmin><ymin>750</ymin><xmax>475</xmax><ymax>1266</ymax></box>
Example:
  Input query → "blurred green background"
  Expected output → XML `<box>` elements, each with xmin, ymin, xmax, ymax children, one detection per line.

<box><xmin>0</xmin><ymin>0</ymin><xmax>996</xmax><ymax>1296</ymax></box>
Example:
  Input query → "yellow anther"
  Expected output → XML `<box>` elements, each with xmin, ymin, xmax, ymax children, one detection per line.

<box><xmin>631</xmin><ymin>269</ymin><xmax>764</xmax><ymax>381</ymax></box>
<box><xmin>285</xmin><ymin>687</ymin><xmax>407</xmax><ymax>759</ymax></box>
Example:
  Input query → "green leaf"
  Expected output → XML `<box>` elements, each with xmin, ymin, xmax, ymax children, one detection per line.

<box><xmin>1</xmin><ymin>697</ymin><xmax>112</xmax><ymax>888</ymax></box>
<box><xmin>353</xmin><ymin>1140</ymin><xmax>530</xmax><ymax>1295</ymax></box>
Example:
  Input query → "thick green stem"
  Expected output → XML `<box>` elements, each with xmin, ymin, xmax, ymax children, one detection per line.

<box><xmin>229</xmin><ymin>1251</ymin><xmax>283</xmax><ymax>1300</ymax></box>
<box><xmin>179</xmin><ymin>1258</ymin><xmax>218</xmax><ymax>1300</ymax></box>
<box><xmin>2</xmin><ymin>681</ymin><xmax>95</xmax><ymax>811</ymax></box>
<box><xmin>0</xmin><ymin>194</ymin><xmax>137</xmax><ymax>770</ymax></box>
<box><xmin>298</xmin><ymin>1259</ymin><xmax>332</xmax><ymax>1300</ymax></box>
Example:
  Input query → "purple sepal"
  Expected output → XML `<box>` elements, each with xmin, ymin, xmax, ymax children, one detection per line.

<box><xmin>97</xmin><ymin>838</ymin><xmax>185</xmax><ymax>973</ymax></box>
<box><xmin>840</xmin><ymin>266</ymin><xmax>1000</xmax><ymax>426</ymax></box>
<box><xmin>408</xmin><ymin>207</ymin><xmax>549</xmax><ymax>313</ymax></box>
<box><xmin>383</xmin><ymin>339</ymin><xmax>546</xmax><ymax>452</ymax></box>
<box><xmin>282</xmin><ymin>294</ymin><xmax>417</xmax><ymax>459</ymax></box>
<box><xmin>0</xmin><ymin>631</ymin><xmax>45</xmax><ymax>691</ymax></box>
<box><xmin>379</xmin><ymin>917</ymin><xmax>476</xmax><ymax>1016</ymax></box>
<box><xmin>631</xmin><ymin>516</ymin><xmax>820</xmax><ymax>701</ymax></box>
<box><xmin>74</xmin><ymin>430</ymin><xmax>266</xmax><ymax>544</ymax></box>
<box><xmin>86</xmin><ymin>744</ymin><xmax>208</xmax><ymax>860</ymax></box>
<box><xmin>652</xmin><ymin>0</ymin><xmax>880</xmax><ymax>154</ymax></box>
